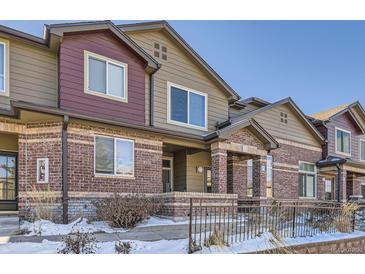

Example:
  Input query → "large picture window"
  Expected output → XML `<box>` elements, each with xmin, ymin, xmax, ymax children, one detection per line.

<box><xmin>85</xmin><ymin>51</ymin><xmax>128</xmax><ymax>102</ymax></box>
<box><xmin>168</xmin><ymin>82</ymin><xmax>207</xmax><ymax>130</ymax></box>
<box><xmin>298</xmin><ymin>162</ymin><xmax>316</xmax><ymax>198</ymax></box>
<box><xmin>336</xmin><ymin>128</ymin><xmax>351</xmax><ymax>155</ymax></box>
<box><xmin>95</xmin><ymin>136</ymin><xmax>134</xmax><ymax>177</ymax></box>
<box><xmin>0</xmin><ymin>40</ymin><xmax>8</xmax><ymax>95</ymax></box>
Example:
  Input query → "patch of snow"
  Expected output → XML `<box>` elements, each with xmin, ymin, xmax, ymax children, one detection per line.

<box><xmin>137</xmin><ymin>217</ymin><xmax>188</xmax><ymax>227</ymax></box>
<box><xmin>20</xmin><ymin>218</ymin><xmax>126</xmax><ymax>236</ymax></box>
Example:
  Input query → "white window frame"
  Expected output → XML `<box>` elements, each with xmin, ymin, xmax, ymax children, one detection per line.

<box><xmin>84</xmin><ymin>50</ymin><xmax>128</xmax><ymax>103</ymax></box>
<box><xmin>298</xmin><ymin>161</ymin><xmax>317</xmax><ymax>199</ymax></box>
<box><xmin>94</xmin><ymin>135</ymin><xmax>134</xmax><ymax>178</ymax></box>
<box><xmin>167</xmin><ymin>82</ymin><xmax>208</xmax><ymax>131</ymax></box>
<box><xmin>335</xmin><ymin>127</ymin><xmax>351</xmax><ymax>156</ymax></box>
<box><xmin>0</xmin><ymin>39</ymin><xmax>10</xmax><ymax>97</ymax></box>
<box><xmin>360</xmin><ymin>139</ymin><xmax>365</xmax><ymax>162</ymax></box>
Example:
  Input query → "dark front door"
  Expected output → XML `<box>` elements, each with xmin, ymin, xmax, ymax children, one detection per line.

<box><xmin>0</xmin><ymin>153</ymin><xmax>17</xmax><ymax>211</ymax></box>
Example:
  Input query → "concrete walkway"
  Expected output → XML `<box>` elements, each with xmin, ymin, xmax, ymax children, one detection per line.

<box><xmin>0</xmin><ymin>223</ymin><xmax>189</xmax><ymax>244</ymax></box>
<box><xmin>0</xmin><ymin>216</ymin><xmax>20</xmax><ymax>237</ymax></box>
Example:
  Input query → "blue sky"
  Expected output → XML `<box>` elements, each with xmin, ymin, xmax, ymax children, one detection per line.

<box><xmin>1</xmin><ymin>20</ymin><xmax>365</xmax><ymax>114</ymax></box>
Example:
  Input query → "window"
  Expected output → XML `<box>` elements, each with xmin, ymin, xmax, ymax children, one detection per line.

<box><xmin>95</xmin><ymin>136</ymin><xmax>134</xmax><ymax>177</ymax></box>
<box><xmin>324</xmin><ymin>178</ymin><xmax>334</xmax><ymax>200</ymax></box>
<box><xmin>153</xmin><ymin>42</ymin><xmax>167</xmax><ymax>61</ymax></box>
<box><xmin>0</xmin><ymin>40</ymin><xmax>8</xmax><ymax>95</ymax></box>
<box><xmin>247</xmin><ymin>159</ymin><xmax>253</xmax><ymax>197</ymax></box>
<box><xmin>298</xmin><ymin>162</ymin><xmax>316</xmax><ymax>198</ymax></box>
<box><xmin>85</xmin><ymin>51</ymin><xmax>127</xmax><ymax>102</ymax></box>
<box><xmin>360</xmin><ymin>140</ymin><xmax>365</xmax><ymax>161</ymax></box>
<box><xmin>336</xmin><ymin>128</ymin><xmax>351</xmax><ymax>155</ymax></box>
<box><xmin>266</xmin><ymin>155</ymin><xmax>273</xmax><ymax>197</ymax></box>
<box><xmin>168</xmin><ymin>82</ymin><xmax>207</xmax><ymax>130</ymax></box>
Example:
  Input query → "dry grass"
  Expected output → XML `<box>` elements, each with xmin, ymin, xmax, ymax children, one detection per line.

<box><xmin>264</xmin><ymin>229</ymin><xmax>297</xmax><ymax>254</ymax></box>
<box><xmin>28</xmin><ymin>185</ymin><xmax>58</xmax><ymax>222</ymax></box>
<box><xmin>334</xmin><ymin>202</ymin><xmax>359</xmax><ymax>233</ymax></box>
<box><xmin>204</xmin><ymin>227</ymin><xmax>229</xmax><ymax>248</ymax></box>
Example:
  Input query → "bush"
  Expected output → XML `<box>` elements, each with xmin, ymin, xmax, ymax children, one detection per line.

<box><xmin>204</xmin><ymin>227</ymin><xmax>228</xmax><ymax>248</ymax></box>
<box><xmin>115</xmin><ymin>241</ymin><xmax>132</xmax><ymax>254</ymax></box>
<box><xmin>95</xmin><ymin>193</ymin><xmax>161</xmax><ymax>229</ymax></box>
<box><xmin>58</xmin><ymin>229</ymin><xmax>98</xmax><ymax>254</ymax></box>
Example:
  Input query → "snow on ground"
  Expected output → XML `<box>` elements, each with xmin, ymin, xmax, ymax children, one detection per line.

<box><xmin>20</xmin><ymin>217</ymin><xmax>188</xmax><ymax>236</ymax></box>
<box><xmin>20</xmin><ymin>218</ymin><xmax>126</xmax><ymax>236</ymax></box>
<box><xmin>1</xmin><ymin>231</ymin><xmax>364</xmax><ymax>254</ymax></box>
<box><xmin>0</xmin><ymin>239</ymin><xmax>189</xmax><ymax>254</ymax></box>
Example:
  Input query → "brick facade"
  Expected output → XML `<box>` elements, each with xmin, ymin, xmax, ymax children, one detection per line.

<box><xmin>211</xmin><ymin>148</ymin><xmax>227</xmax><ymax>193</ymax></box>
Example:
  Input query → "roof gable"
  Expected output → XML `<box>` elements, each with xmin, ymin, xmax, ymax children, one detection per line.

<box><xmin>119</xmin><ymin>21</ymin><xmax>240</xmax><ymax>101</ymax></box>
<box><xmin>230</xmin><ymin>98</ymin><xmax>325</xmax><ymax>145</ymax></box>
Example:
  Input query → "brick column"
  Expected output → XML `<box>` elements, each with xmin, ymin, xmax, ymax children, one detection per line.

<box><xmin>211</xmin><ymin>148</ymin><xmax>227</xmax><ymax>193</ymax></box>
<box><xmin>227</xmin><ymin>154</ymin><xmax>246</xmax><ymax>197</ymax></box>
<box><xmin>252</xmin><ymin>155</ymin><xmax>267</xmax><ymax>198</ymax></box>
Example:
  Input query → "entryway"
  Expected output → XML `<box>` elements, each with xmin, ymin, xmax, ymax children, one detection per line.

<box><xmin>0</xmin><ymin>153</ymin><xmax>17</xmax><ymax>211</ymax></box>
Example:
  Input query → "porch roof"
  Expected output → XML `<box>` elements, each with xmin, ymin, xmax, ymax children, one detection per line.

<box><xmin>317</xmin><ymin>155</ymin><xmax>365</xmax><ymax>174</ymax></box>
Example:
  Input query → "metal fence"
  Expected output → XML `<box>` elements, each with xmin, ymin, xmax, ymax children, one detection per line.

<box><xmin>188</xmin><ymin>198</ymin><xmax>360</xmax><ymax>253</ymax></box>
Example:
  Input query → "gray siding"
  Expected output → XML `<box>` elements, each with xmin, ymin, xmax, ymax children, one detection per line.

<box><xmin>0</xmin><ymin>37</ymin><xmax>58</xmax><ymax>110</ymax></box>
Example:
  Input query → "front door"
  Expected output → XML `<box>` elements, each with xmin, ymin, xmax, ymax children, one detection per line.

<box><xmin>0</xmin><ymin>153</ymin><xmax>17</xmax><ymax>211</ymax></box>
<box><xmin>324</xmin><ymin>178</ymin><xmax>334</xmax><ymax>200</ymax></box>
<box><xmin>162</xmin><ymin>157</ymin><xmax>173</xmax><ymax>192</ymax></box>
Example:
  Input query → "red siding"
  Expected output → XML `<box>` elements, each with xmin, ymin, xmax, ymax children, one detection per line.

<box><xmin>59</xmin><ymin>31</ymin><xmax>146</xmax><ymax>125</ymax></box>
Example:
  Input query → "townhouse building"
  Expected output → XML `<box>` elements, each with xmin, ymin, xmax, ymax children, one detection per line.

<box><xmin>0</xmin><ymin>20</ymin><xmax>362</xmax><ymax>222</ymax></box>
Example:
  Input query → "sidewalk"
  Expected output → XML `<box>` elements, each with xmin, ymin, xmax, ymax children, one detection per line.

<box><xmin>0</xmin><ymin>223</ymin><xmax>189</xmax><ymax>244</ymax></box>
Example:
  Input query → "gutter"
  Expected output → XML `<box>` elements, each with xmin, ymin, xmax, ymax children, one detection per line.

<box><xmin>335</xmin><ymin>163</ymin><xmax>342</xmax><ymax>202</ymax></box>
<box><xmin>62</xmin><ymin>115</ymin><xmax>69</xmax><ymax>224</ymax></box>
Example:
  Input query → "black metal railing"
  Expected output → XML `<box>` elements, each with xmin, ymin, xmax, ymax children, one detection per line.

<box><xmin>188</xmin><ymin>198</ymin><xmax>359</xmax><ymax>253</ymax></box>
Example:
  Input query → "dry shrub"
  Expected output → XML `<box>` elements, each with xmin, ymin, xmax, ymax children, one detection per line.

<box><xmin>58</xmin><ymin>229</ymin><xmax>98</xmax><ymax>254</ymax></box>
<box><xmin>264</xmin><ymin>229</ymin><xmax>296</xmax><ymax>254</ymax></box>
<box><xmin>334</xmin><ymin>202</ymin><xmax>359</xmax><ymax>233</ymax></box>
<box><xmin>115</xmin><ymin>241</ymin><xmax>132</xmax><ymax>254</ymax></box>
<box><xmin>95</xmin><ymin>193</ymin><xmax>161</xmax><ymax>228</ymax></box>
<box><xmin>204</xmin><ymin>227</ymin><xmax>229</xmax><ymax>248</ymax></box>
<box><xmin>28</xmin><ymin>185</ymin><xmax>58</xmax><ymax>222</ymax></box>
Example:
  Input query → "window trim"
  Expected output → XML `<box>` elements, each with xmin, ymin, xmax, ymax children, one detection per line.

<box><xmin>360</xmin><ymin>139</ymin><xmax>365</xmax><ymax>162</ymax></box>
<box><xmin>335</xmin><ymin>127</ymin><xmax>351</xmax><ymax>156</ymax></box>
<box><xmin>167</xmin><ymin>82</ymin><xmax>208</xmax><ymax>131</ymax></box>
<box><xmin>0</xmin><ymin>39</ymin><xmax>10</xmax><ymax>97</ymax></box>
<box><xmin>298</xmin><ymin>161</ymin><xmax>317</xmax><ymax>199</ymax></box>
<box><xmin>94</xmin><ymin>135</ymin><xmax>135</xmax><ymax>178</ymax></box>
<box><xmin>84</xmin><ymin>50</ymin><xmax>128</xmax><ymax>103</ymax></box>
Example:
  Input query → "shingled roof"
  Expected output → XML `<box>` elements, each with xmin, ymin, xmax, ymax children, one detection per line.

<box><xmin>310</xmin><ymin>103</ymin><xmax>352</xmax><ymax>121</ymax></box>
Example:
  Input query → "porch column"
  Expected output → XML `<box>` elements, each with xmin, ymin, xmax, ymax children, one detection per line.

<box><xmin>227</xmin><ymin>154</ymin><xmax>246</xmax><ymax>197</ymax></box>
<box><xmin>211</xmin><ymin>148</ymin><xmax>227</xmax><ymax>193</ymax></box>
<box><xmin>337</xmin><ymin>168</ymin><xmax>347</xmax><ymax>202</ymax></box>
<box><xmin>252</xmin><ymin>155</ymin><xmax>267</xmax><ymax>198</ymax></box>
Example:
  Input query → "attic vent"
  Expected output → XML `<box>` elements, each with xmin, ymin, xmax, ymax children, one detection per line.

<box><xmin>153</xmin><ymin>42</ymin><xmax>168</xmax><ymax>61</ymax></box>
<box><xmin>280</xmin><ymin>112</ymin><xmax>288</xmax><ymax>124</ymax></box>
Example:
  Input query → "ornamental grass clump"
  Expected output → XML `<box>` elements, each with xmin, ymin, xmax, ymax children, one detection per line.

<box><xmin>334</xmin><ymin>202</ymin><xmax>359</xmax><ymax>233</ymax></box>
<box><xmin>95</xmin><ymin>193</ymin><xmax>161</xmax><ymax>229</ymax></box>
<box><xmin>204</xmin><ymin>227</ymin><xmax>228</xmax><ymax>248</ymax></box>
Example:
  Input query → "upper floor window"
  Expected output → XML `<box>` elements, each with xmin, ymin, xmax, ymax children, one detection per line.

<box><xmin>335</xmin><ymin>128</ymin><xmax>351</xmax><ymax>156</ymax></box>
<box><xmin>167</xmin><ymin>82</ymin><xmax>208</xmax><ymax>130</ymax></box>
<box><xmin>94</xmin><ymin>136</ymin><xmax>134</xmax><ymax>177</ymax></box>
<box><xmin>84</xmin><ymin>51</ymin><xmax>128</xmax><ymax>102</ymax></box>
<box><xmin>0</xmin><ymin>40</ymin><xmax>9</xmax><ymax>96</ymax></box>
<box><xmin>360</xmin><ymin>139</ymin><xmax>365</xmax><ymax>161</ymax></box>
<box><xmin>298</xmin><ymin>162</ymin><xmax>316</xmax><ymax>198</ymax></box>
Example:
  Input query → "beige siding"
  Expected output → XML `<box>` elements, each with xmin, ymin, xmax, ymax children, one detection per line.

<box><xmin>0</xmin><ymin>37</ymin><xmax>58</xmax><ymax>110</ymax></box>
<box><xmin>127</xmin><ymin>30</ymin><xmax>229</xmax><ymax>135</ymax></box>
<box><xmin>186</xmin><ymin>151</ymin><xmax>211</xmax><ymax>192</ymax></box>
<box><xmin>351</xmin><ymin>105</ymin><xmax>365</xmax><ymax>130</ymax></box>
<box><xmin>229</xmin><ymin>103</ymin><xmax>261</xmax><ymax>119</ymax></box>
<box><xmin>254</xmin><ymin>103</ymin><xmax>321</xmax><ymax>147</ymax></box>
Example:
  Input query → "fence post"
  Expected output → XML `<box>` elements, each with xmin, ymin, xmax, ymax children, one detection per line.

<box><xmin>352</xmin><ymin>208</ymin><xmax>356</xmax><ymax>232</ymax></box>
<box><xmin>188</xmin><ymin>198</ymin><xmax>193</xmax><ymax>254</ymax></box>
<box><xmin>291</xmin><ymin>205</ymin><xmax>296</xmax><ymax>238</ymax></box>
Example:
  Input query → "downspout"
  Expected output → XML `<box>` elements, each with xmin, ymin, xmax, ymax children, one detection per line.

<box><xmin>149</xmin><ymin>66</ymin><xmax>160</xmax><ymax>127</ymax></box>
<box><xmin>62</xmin><ymin>115</ymin><xmax>69</xmax><ymax>224</ymax></box>
<box><xmin>336</xmin><ymin>163</ymin><xmax>341</xmax><ymax>202</ymax></box>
